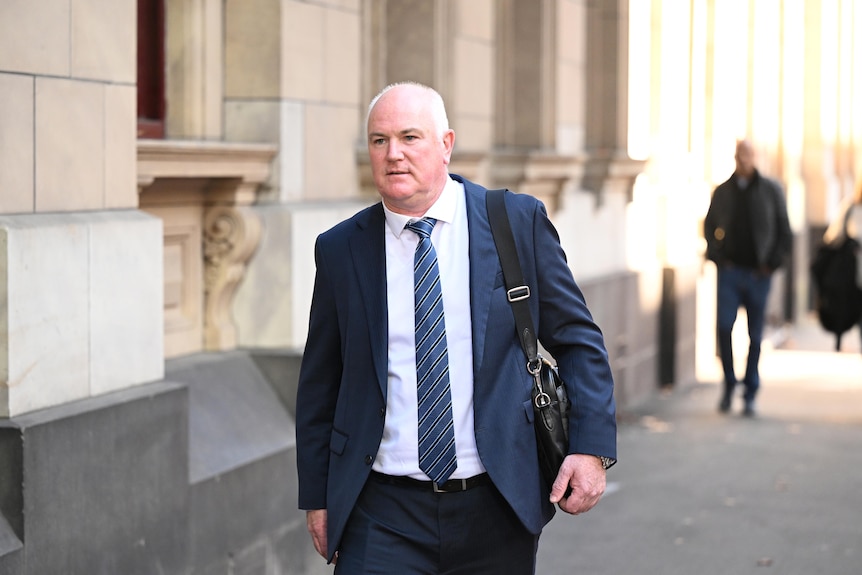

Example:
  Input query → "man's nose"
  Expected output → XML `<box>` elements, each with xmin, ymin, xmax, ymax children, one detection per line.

<box><xmin>386</xmin><ymin>141</ymin><xmax>403</xmax><ymax>160</ymax></box>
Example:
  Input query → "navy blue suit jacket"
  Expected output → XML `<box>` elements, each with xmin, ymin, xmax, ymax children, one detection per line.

<box><xmin>296</xmin><ymin>175</ymin><xmax>616</xmax><ymax>561</ymax></box>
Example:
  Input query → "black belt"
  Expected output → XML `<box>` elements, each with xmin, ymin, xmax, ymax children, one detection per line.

<box><xmin>370</xmin><ymin>471</ymin><xmax>491</xmax><ymax>493</ymax></box>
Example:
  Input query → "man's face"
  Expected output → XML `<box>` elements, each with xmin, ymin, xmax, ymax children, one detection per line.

<box><xmin>735</xmin><ymin>141</ymin><xmax>755</xmax><ymax>178</ymax></box>
<box><xmin>367</xmin><ymin>86</ymin><xmax>455</xmax><ymax>216</ymax></box>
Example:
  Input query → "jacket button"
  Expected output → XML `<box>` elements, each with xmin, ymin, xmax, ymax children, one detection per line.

<box><xmin>364</xmin><ymin>455</ymin><xmax>373</xmax><ymax>465</ymax></box>
<box><xmin>379</xmin><ymin>407</ymin><xmax>385</xmax><ymax>417</ymax></box>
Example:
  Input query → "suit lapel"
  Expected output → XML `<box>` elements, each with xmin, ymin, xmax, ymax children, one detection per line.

<box><xmin>349</xmin><ymin>204</ymin><xmax>389</xmax><ymax>397</ymax></box>
<box><xmin>461</xmin><ymin>177</ymin><xmax>499</xmax><ymax>376</ymax></box>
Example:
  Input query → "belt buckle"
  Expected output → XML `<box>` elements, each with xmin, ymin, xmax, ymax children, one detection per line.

<box><xmin>433</xmin><ymin>478</ymin><xmax>466</xmax><ymax>493</ymax></box>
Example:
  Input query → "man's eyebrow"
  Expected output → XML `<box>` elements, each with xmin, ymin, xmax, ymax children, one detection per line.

<box><xmin>368</xmin><ymin>128</ymin><xmax>422</xmax><ymax>139</ymax></box>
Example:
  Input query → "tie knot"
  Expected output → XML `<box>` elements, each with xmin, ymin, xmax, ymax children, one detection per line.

<box><xmin>406</xmin><ymin>217</ymin><xmax>436</xmax><ymax>240</ymax></box>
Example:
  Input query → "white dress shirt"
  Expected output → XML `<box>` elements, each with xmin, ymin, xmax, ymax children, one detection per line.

<box><xmin>373</xmin><ymin>176</ymin><xmax>485</xmax><ymax>480</ymax></box>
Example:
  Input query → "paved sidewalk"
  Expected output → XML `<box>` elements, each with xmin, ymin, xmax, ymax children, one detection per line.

<box><xmin>536</xmin><ymin>315</ymin><xmax>862</xmax><ymax>574</ymax></box>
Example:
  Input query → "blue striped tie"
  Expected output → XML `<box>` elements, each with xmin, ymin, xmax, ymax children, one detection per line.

<box><xmin>406</xmin><ymin>217</ymin><xmax>457</xmax><ymax>486</ymax></box>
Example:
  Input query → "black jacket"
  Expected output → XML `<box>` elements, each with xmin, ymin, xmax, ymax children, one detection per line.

<box><xmin>704</xmin><ymin>170</ymin><xmax>792</xmax><ymax>271</ymax></box>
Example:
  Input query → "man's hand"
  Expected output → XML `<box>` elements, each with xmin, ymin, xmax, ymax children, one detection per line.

<box><xmin>306</xmin><ymin>509</ymin><xmax>332</xmax><ymax>562</ymax></box>
<box><xmin>549</xmin><ymin>454</ymin><xmax>606</xmax><ymax>515</ymax></box>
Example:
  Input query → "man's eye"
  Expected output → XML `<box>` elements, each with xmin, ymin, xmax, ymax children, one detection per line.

<box><xmin>372</xmin><ymin>138</ymin><xmax>386</xmax><ymax>145</ymax></box>
<box><xmin>404</xmin><ymin>135</ymin><xmax>417</xmax><ymax>142</ymax></box>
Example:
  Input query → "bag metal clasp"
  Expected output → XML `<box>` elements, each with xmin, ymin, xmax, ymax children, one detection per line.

<box><xmin>534</xmin><ymin>391</ymin><xmax>552</xmax><ymax>409</ymax></box>
<box><xmin>528</xmin><ymin>355</ymin><xmax>550</xmax><ymax>408</ymax></box>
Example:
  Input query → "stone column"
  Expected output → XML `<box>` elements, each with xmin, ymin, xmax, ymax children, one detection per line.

<box><xmin>224</xmin><ymin>0</ymin><xmax>366</xmax><ymax>350</ymax></box>
<box><xmin>582</xmin><ymin>0</ymin><xmax>642</xmax><ymax>199</ymax></box>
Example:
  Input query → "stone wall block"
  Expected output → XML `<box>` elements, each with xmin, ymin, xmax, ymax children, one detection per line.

<box><xmin>0</xmin><ymin>0</ymin><xmax>70</xmax><ymax>76</ymax></box>
<box><xmin>225</xmin><ymin>0</ymin><xmax>282</xmax><ymax>98</ymax></box>
<box><xmin>1</xmin><ymin>382</ymin><xmax>189</xmax><ymax>575</ymax></box>
<box><xmin>0</xmin><ymin>216</ymin><xmax>91</xmax><ymax>416</ymax></box>
<box><xmin>0</xmin><ymin>212</ymin><xmax>164</xmax><ymax>417</ymax></box>
<box><xmin>89</xmin><ymin>211</ymin><xmax>164</xmax><ymax>395</ymax></box>
<box><xmin>233</xmin><ymin>201</ymin><xmax>371</xmax><ymax>349</ymax></box>
<box><xmin>104</xmin><ymin>84</ymin><xmax>138</xmax><ymax>209</ymax></box>
<box><xmin>305</xmin><ymin>104</ymin><xmax>360</xmax><ymax>199</ymax></box>
<box><xmin>35</xmin><ymin>77</ymin><xmax>104</xmax><ymax>212</ymax></box>
<box><xmin>0</xmin><ymin>73</ymin><xmax>34</xmax><ymax>215</ymax></box>
<box><xmin>323</xmin><ymin>8</ymin><xmax>361</xmax><ymax>105</ymax></box>
<box><xmin>164</xmin><ymin>352</ymin><xmax>299</xmax><ymax>570</ymax></box>
<box><xmin>279</xmin><ymin>101</ymin><xmax>305</xmax><ymax>201</ymax></box>
<box><xmin>71</xmin><ymin>0</ymin><xmax>136</xmax><ymax>83</ymax></box>
<box><xmin>281</xmin><ymin>1</ymin><xmax>325</xmax><ymax>100</ymax></box>
<box><xmin>223</xmin><ymin>100</ymin><xmax>291</xmax><ymax>201</ymax></box>
<box><xmin>455</xmin><ymin>0</ymin><xmax>493</xmax><ymax>40</ymax></box>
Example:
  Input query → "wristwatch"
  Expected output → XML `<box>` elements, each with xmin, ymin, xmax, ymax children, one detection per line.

<box><xmin>596</xmin><ymin>455</ymin><xmax>616</xmax><ymax>470</ymax></box>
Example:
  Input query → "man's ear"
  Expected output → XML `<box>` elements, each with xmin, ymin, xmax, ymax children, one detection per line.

<box><xmin>441</xmin><ymin>129</ymin><xmax>455</xmax><ymax>164</ymax></box>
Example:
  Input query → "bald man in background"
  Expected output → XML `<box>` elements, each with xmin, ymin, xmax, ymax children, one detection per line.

<box><xmin>704</xmin><ymin>139</ymin><xmax>792</xmax><ymax>417</ymax></box>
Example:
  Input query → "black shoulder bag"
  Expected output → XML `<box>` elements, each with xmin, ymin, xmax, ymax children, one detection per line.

<box><xmin>811</xmin><ymin>204</ymin><xmax>862</xmax><ymax>350</ymax></box>
<box><xmin>485</xmin><ymin>189</ymin><xmax>571</xmax><ymax>494</ymax></box>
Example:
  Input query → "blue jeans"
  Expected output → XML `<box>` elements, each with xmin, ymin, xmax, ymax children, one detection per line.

<box><xmin>716</xmin><ymin>266</ymin><xmax>773</xmax><ymax>404</ymax></box>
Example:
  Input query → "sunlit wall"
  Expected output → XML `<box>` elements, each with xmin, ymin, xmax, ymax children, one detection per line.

<box><xmin>625</xmin><ymin>0</ymin><xmax>859</xmax><ymax>375</ymax></box>
<box><xmin>626</xmin><ymin>0</ymin><xmax>859</xmax><ymax>299</ymax></box>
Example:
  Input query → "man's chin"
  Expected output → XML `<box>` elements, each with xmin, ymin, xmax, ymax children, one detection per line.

<box><xmin>379</xmin><ymin>187</ymin><xmax>432</xmax><ymax>214</ymax></box>
<box><xmin>384</xmin><ymin>173</ymin><xmax>413</xmax><ymax>186</ymax></box>
<box><xmin>378</xmin><ymin>181</ymin><xmax>416</xmax><ymax>199</ymax></box>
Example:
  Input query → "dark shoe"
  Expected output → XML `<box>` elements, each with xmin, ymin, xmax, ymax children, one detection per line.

<box><xmin>743</xmin><ymin>402</ymin><xmax>756</xmax><ymax>417</ymax></box>
<box><xmin>718</xmin><ymin>394</ymin><xmax>731</xmax><ymax>414</ymax></box>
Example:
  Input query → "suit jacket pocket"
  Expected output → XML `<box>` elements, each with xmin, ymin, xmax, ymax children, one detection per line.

<box><xmin>523</xmin><ymin>399</ymin><xmax>535</xmax><ymax>424</ymax></box>
<box><xmin>330</xmin><ymin>428</ymin><xmax>348</xmax><ymax>455</ymax></box>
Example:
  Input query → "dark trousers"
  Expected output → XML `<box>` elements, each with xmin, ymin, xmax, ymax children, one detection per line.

<box><xmin>334</xmin><ymin>473</ymin><xmax>539</xmax><ymax>575</ymax></box>
<box><xmin>716</xmin><ymin>266</ymin><xmax>772</xmax><ymax>403</ymax></box>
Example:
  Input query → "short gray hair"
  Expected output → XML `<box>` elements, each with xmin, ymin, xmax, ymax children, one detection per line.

<box><xmin>366</xmin><ymin>82</ymin><xmax>450</xmax><ymax>138</ymax></box>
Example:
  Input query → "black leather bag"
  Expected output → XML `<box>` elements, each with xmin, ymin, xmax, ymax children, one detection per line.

<box><xmin>486</xmin><ymin>189</ymin><xmax>570</xmax><ymax>493</ymax></box>
<box><xmin>531</xmin><ymin>357</ymin><xmax>571</xmax><ymax>492</ymax></box>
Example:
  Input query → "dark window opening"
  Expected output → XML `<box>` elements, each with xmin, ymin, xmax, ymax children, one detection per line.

<box><xmin>137</xmin><ymin>0</ymin><xmax>165</xmax><ymax>139</ymax></box>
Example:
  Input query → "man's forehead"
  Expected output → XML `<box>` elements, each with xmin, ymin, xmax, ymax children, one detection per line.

<box><xmin>368</xmin><ymin>106</ymin><xmax>432</xmax><ymax>134</ymax></box>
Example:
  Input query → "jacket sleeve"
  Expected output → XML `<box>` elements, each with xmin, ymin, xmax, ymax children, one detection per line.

<box><xmin>767</xmin><ymin>181</ymin><xmax>793</xmax><ymax>270</ymax></box>
<box><xmin>703</xmin><ymin>185</ymin><xmax>724</xmax><ymax>264</ymax></box>
<box><xmin>514</xmin><ymin>195</ymin><xmax>617</xmax><ymax>461</ymax></box>
<box><xmin>295</xmin><ymin>235</ymin><xmax>343</xmax><ymax>511</ymax></box>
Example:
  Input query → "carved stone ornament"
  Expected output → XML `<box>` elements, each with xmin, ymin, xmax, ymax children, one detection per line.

<box><xmin>137</xmin><ymin>140</ymin><xmax>276</xmax><ymax>357</ymax></box>
<box><xmin>203</xmin><ymin>205</ymin><xmax>262</xmax><ymax>350</ymax></box>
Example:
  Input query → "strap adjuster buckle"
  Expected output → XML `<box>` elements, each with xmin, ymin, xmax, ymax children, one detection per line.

<box><xmin>507</xmin><ymin>285</ymin><xmax>530</xmax><ymax>302</ymax></box>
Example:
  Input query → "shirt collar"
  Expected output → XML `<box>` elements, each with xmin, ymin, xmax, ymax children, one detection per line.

<box><xmin>734</xmin><ymin>169</ymin><xmax>759</xmax><ymax>190</ymax></box>
<box><xmin>383</xmin><ymin>176</ymin><xmax>458</xmax><ymax>238</ymax></box>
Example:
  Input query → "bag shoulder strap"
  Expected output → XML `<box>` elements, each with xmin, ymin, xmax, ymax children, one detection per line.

<box><xmin>485</xmin><ymin>189</ymin><xmax>539</xmax><ymax>363</ymax></box>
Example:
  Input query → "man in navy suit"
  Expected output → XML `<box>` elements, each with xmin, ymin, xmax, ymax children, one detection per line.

<box><xmin>296</xmin><ymin>82</ymin><xmax>617</xmax><ymax>574</ymax></box>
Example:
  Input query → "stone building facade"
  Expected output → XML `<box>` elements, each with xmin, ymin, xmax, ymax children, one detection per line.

<box><xmin>0</xmin><ymin>1</ymin><xmax>858</xmax><ymax>574</ymax></box>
